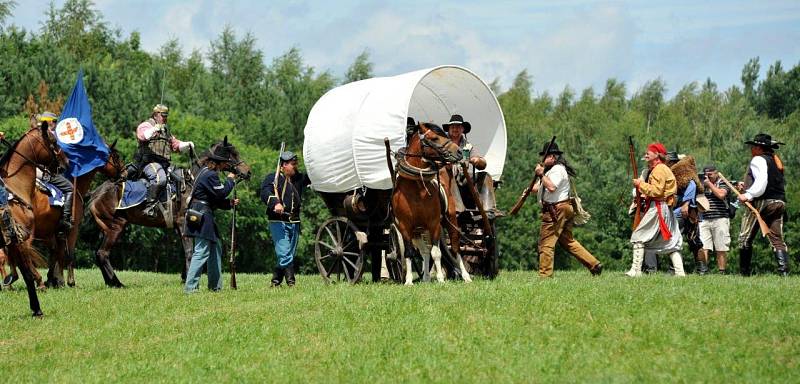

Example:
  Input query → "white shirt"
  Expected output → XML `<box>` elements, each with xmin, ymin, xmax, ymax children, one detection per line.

<box><xmin>538</xmin><ymin>164</ymin><xmax>571</xmax><ymax>203</ymax></box>
<box><xmin>744</xmin><ymin>156</ymin><xmax>768</xmax><ymax>200</ymax></box>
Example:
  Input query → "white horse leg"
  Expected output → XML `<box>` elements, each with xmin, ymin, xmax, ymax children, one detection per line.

<box><xmin>380</xmin><ymin>251</ymin><xmax>390</xmax><ymax>280</ymax></box>
<box><xmin>431</xmin><ymin>245</ymin><xmax>445</xmax><ymax>282</ymax></box>
<box><xmin>455</xmin><ymin>253</ymin><xmax>472</xmax><ymax>283</ymax></box>
<box><xmin>404</xmin><ymin>254</ymin><xmax>414</xmax><ymax>286</ymax></box>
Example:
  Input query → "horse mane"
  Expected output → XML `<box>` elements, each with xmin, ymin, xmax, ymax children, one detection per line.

<box><xmin>0</xmin><ymin>138</ymin><xmax>21</xmax><ymax>169</ymax></box>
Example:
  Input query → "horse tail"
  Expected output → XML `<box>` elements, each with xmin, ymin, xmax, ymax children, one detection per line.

<box><xmin>17</xmin><ymin>242</ymin><xmax>47</xmax><ymax>268</ymax></box>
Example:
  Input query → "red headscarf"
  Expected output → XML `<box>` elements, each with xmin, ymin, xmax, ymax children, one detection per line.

<box><xmin>647</xmin><ymin>142</ymin><xmax>667</xmax><ymax>155</ymax></box>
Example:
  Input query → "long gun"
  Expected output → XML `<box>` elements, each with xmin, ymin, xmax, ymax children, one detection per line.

<box><xmin>273</xmin><ymin>142</ymin><xmax>287</xmax><ymax>218</ymax></box>
<box><xmin>717</xmin><ymin>172</ymin><xmax>771</xmax><ymax>237</ymax></box>
<box><xmin>628</xmin><ymin>136</ymin><xmax>642</xmax><ymax>229</ymax></box>
<box><xmin>509</xmin><ymin>136</ymin><xmax>556</xmax><ymax>215</ymax></box>
<box><xmin>229</xmin><ymin>186</ymin><xmax>238</xmax><ymax>289</ymax></box>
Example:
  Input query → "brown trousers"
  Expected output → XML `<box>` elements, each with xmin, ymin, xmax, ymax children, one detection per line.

<box><xmin>538</xmin><ymin>202</ymin><xmax>600</xmax><ymax>277</ymax></box>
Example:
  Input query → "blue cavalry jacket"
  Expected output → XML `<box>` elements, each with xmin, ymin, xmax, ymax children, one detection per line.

<box><xmin>260</xmin><ymin>172</ymin><xmax>310</xmax><ymax>223</ymax></box>
<box><xmin>185</xmin><ymin>167</ymin><xmax>234</xmax><ymax>242</ymax></box>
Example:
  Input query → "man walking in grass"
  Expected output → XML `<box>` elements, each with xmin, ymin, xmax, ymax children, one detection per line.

<box><xmin>626</xmin><ymin>142</ymin><xmax>685</xmax><ymax>277</ymax></box>
<box><xmin>736</xmin><ymin>133</ymin><xmax>789</xmax><ymax>276</ymax></box>
<box><xmin>531</xmin><ymin>140</ymin><xmax>602</xmax><ymax>277</ymax></box>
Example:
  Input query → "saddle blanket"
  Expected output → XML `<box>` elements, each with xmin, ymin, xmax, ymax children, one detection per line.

<box><xmin>117</xmin><ymin>180</ymin><xmax>147</xmax><ymax>210</ymax></box>
<box><xmin>117</xmin><ymin>180</ymin><xmax>178</xmax><ymax>210</ymax></box>
<box><xmin>35</xmin><ymin>179</ymin><xmax>65</xmax><ymax>207</ymax></box>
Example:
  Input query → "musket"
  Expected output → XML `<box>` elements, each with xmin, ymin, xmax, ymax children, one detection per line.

<box><xmin>628</xmin><ymin>136</ymin><xmax>642</xmax><ymax>229</ymax></box>
<box><xmin>273</xmin><ymin>142</ymin><xmax>287</xmax><ymax>219</ymax></box>
<box><xmin>229</xmin><ymin>185</ymin><xmax>238</xmax><ymax>289</ymax></box>
<box><xmin>509</xmin><ymin>136</ymin><xmax>556</xmax><ymax>215</ymax></box>
<box><xmin>717</xmin><ymin>172</ymin><xmax>771</xmax><ymax>237</ymax></box>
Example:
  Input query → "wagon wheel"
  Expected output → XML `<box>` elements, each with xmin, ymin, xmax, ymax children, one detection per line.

<box><xmin>482</xmin><ymin>219</ymin><xmax>499</xmax><ymax>279</ymax></box>
<box><xmin>315</xmin><ymin>217</ymin><xmax>365</xmax><ymax>284</ymax></box>
<box><xmin>386</xmin><ymin>223</ymin><xmax>405</xmax><ymax>283</ymax></box>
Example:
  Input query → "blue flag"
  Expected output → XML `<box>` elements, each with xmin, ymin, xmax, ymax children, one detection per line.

<box><xmin>57</xmin><ymin>69</ymin><xmax>110</xmax><ymax>178</ymax></box>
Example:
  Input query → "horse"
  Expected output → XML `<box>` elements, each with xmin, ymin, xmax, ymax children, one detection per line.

<box><xmin>0</xmin><ymin>125</ymin><xmax>69</xmax><ymax>316</ymax></box>
<box><xmin>38</xmin><ymin>141</ymin><xmax>125</xmax><ymax>288</ymax></box>
<box><xmin>88</xmin><ymin>140</ymin><xmax>251</xmax><ymax>287</ymax></box>
<box><xmin>0</xmin><ymin>142</ymin><xmax>125</xmax><ymax>289</ymax></box>
<box><xmin>392</xmin><ymin>122</ymin><xmax>472</xmax><ymax>285</ymax></box>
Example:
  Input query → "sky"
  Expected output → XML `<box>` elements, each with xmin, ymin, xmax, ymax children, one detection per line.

<box><xmin>7</xmin><ymin>0</ymin><xmax>800</xmax><ymax>97</ymax></box>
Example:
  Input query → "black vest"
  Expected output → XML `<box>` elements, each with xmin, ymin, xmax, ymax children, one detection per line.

<box><xmin>749</xmin><ymin>154</ymin><xmax>785</xmax><ymax>202</ymax></box>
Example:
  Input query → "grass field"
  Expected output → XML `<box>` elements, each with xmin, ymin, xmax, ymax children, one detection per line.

<box><xmin>2</xmin><ymin>269</ymin><xmax>799</xmax><ymax>383</ymax></box>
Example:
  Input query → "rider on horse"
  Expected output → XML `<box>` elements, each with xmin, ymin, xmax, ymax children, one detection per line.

<box><xmin>134</xmin><ymin>104</ymin><xmax>194</xmax><ymax>216</ymax></box>
<box><xmin>36</xmin><ymin>111</ymin><xmax>76</xmax><ymax>232</ymax></box>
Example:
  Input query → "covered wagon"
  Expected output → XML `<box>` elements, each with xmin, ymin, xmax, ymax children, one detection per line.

<box><xmin>303</xmin><ymin>65</ymin><xmax>507</xmax><ymax>283</ymax></box>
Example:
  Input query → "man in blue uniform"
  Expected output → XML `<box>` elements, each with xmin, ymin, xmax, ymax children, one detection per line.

<box><xmin>260</xmin><ymin>151</ymin><xmax>311</xmax><ymax>287</ymax></box>
<box><xmin>184</xmin><ymin>142</ymin><xmax>240</xmax><ymax>293</ymax></box>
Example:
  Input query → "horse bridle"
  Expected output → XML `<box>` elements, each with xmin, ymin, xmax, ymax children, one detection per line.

<box><xmin>403</xmin><ymin>125</ymin><xmax>460</xmax><ymax>165</ymax></box>
<box><xmin>1</xmin><ymin>127</ymin><xmax>64</xmax><ymax>177</ymax></box>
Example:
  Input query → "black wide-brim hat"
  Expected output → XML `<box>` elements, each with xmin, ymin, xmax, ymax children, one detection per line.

<box><xmin>745</xmin><ymin>133</ymin><xmax>784</xmax><ymax>149</ymax></box>
<box><xmin>442</xmin><ymin>114</ymin><xmax>471</xmax><ymax>134</ymax></box>
<box><xmin>208</xmin><ymin>136</ymin><xmax>233</xmax><ymax>161</ymax></box>
<box><xmin>538</xmin><ymin>141</ymin><xmax>563</xmax><ymax>156</ymax></box>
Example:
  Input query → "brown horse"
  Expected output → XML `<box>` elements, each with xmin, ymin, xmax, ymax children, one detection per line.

<box><xmin>88</xmin><ymin>141</ymin><xmax>251</xmax><ymax>287</ymax></box>
<box><xmin>392</xmin><ymin>122</ymin><xmax>472</xmax><ymax>285</ymax></box>
<box><xmin>0</xmin><ymin>142</ymin><xmax>125</xmax><ymax>289</ymax></box>
<box><xmin>0</xmin><ymin>126</ymin><xmax>69</xmax><ymax>316</ymax></box>
<box><xmin>38</xmin><ymin>142</ymin><xmax>125</xmax><ymax>288</ymax></box>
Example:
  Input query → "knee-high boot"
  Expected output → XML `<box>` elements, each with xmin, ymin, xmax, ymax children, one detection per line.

<box><xmin>626</xmin><ymin>245</ymin><xmax>644</xmax><ymax>277</ymax></box>
<box><xmin>739</xmin><ymin>248</ymin><xmax>752</xmax><ymax>276</ymax></box>
<box><xmin>670</xmin><ymin>252</ymin><xmax>686</xmax><ymax>277</ymax></box>
<box><xmin>61</xmin><ymin>192</ymin><xmax>74</xmax><ymax>230</ymax></box>
<box><xmin>775</xmin><ymin>250</ymin><xmax>789</xmax><ymax>277</ymax></box>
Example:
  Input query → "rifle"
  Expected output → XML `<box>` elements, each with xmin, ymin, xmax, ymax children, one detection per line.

<box><xmin>717</xmin><ymin>172</ymin><xmax>771</xmax><ymax>237</ymax></box>
<box><xmin>509</xmin><ymin>136</ymin><xmax>556</xmax><ymax>215</ymax></box>
<box><xmin>229</xmin><ymin>185</ymin><xmax>238</xmax><ymax>289</ymax></box>
<box><xmin>273</xmin><ymin>142</ymin><xmax>287</xmax><ymax>218</ymax></box>
<box><xmin>628</xmin><ymin>136</ymin><xmax>642</xmax><ymax>229</ymax></box>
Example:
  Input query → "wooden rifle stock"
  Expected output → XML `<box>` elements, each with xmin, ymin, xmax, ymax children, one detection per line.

<box><xmin>629</xmin><ymin>136</ymin><xmax>642</xmax><ymax>229</ymax></box>
<box><xmin>509</xmin><ymin>136</ymin><xmax>556</xmax><ymax>216</ymax></box>
<box><xmin>717</xmin><ymin>172</ymin><xmax>770</xmax><ymax>237</ymax></box>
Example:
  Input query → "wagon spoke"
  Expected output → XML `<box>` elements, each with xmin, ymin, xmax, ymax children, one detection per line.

<box><xmin>324</xmin><ymin>226</ymin><xmax>337</xmax><ymax>245</ymax></box>
<box><xmin>342</xmin><ymin>251</ymin><xmax>360</xmax><ymax>258</ymax></box>
<box><xmin>319</xmin><ymin>241</ymin><xmax>336</xmax><ymax>251</ymax></box>
<box><xmin>343</xmin><ymin>255</ymin><xmax>358</xmax><ymax>269</ymax></box>
<box><xmin>342</xmin><ymin>259</ymin><xmax>353</xmax><ymax>281</ymax></box>
<box><xmin>335</xmin><ymin>221</ymin><xmax>342</xmax><ymax>242</ymax></box>
<box><xmin>319</xmin><ymin>251</ymin><xmax>334</xmax><ymax>260</ymax></box>
<box><xmin>341</xmin><ymin>240</ymin><xmax>355</xmax><ymax>250</ymax></box>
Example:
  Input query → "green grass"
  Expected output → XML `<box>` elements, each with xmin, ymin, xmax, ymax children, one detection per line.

<box><xmin>2</xmin><ymin>269</ymin><xmax>799</xmax><ymax>383</ymax></box>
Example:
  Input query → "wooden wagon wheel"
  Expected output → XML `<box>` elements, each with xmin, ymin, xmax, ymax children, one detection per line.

<box><xmin>385</xmin><ymin>223</ymin><xmax>405</xmax><ymax>283</ymax></box>
<box><xmin>315</xmin><ymin>217</ymin><xmax>365</xmax><ymax>284</ymax></box>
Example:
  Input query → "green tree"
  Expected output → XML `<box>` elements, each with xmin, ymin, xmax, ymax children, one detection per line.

<box><xmin>0</xmin><ymin>0</ymin><xmax>16</xmax><ymax>28</ymax></box>
<box><xmin>344</xmin><ymin>50</ymin><xmax>373</xmax><ymax>84</ymax></box>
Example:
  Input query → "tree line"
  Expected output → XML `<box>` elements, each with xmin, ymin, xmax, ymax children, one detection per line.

<box><xmin>0</xmin><ymin>0</ymin><xmax>797</xmax><ymax>275</ymax></box>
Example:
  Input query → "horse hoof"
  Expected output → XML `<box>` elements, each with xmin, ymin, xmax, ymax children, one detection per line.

<box><xmin>32</xmin><ymin>310</ymin><xmax>44</xmax><ymax>318</ymax></box>
<box><xmin>67</xmin><ymin>281</ymin><xmax>76</xmax><ymax>288</ymax></box>
<box><xmin>3</xmin><ymin>274</ymin><xmax>16</xmax><ymax>286</ymax></box>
